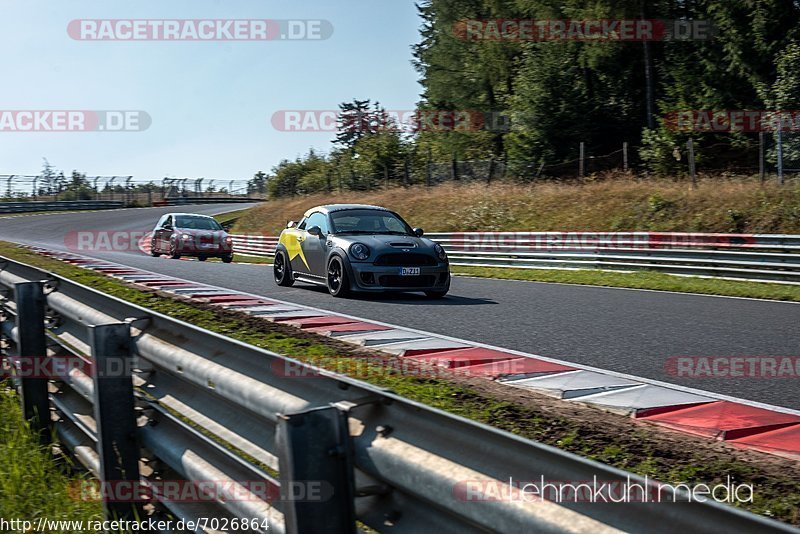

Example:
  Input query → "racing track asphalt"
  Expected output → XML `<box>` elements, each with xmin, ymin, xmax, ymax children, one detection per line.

<box><xmin>1</xmin><ymin>204</ymin><xmax>798</xmax><ymax>409</ymax></box>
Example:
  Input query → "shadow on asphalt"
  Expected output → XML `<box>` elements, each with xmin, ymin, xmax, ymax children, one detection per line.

<box><xmin>295</xmin><ymin>284</ymin><xmax>496</xmax><ymax>306</ymax></box>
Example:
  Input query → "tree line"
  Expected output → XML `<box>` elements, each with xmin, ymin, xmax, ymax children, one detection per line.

<box><xmin>251</xmin><ymin>0</ymin><xmax>800</xmax><ymax>197</ymax></box>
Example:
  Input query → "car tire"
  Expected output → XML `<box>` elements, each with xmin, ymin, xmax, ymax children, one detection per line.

<box><xmin>198</xmin><ymin>256</ymin><xmax>207</xmax><ymax>262</ymax></box>
<box><xmin>169</xmin><ymin>241</ymin><xmax>181</xmax><ymax>259</ymax></box>
<box><xmin>150</xmin><ymin>240</ymin><xmax>160</xmax><ymax>257</ymax></box>
<box><xmin>326</xmin><ymin>256</ymin><xmax>350</xmax><ymax>298</ymax></box>
<box><xmin>274</xmin><ymin>250</ymin><xmax>294</xmax><ymax>286</ymax></box>
<box><xmin>221</xmin><ymin>254</ymin><xmax>233</xmax><ymax>264</ymax></box>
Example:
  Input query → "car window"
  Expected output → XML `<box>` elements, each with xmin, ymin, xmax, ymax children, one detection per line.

<box><xmin>305</xmin><ymin>212</ymin><xmax>329</xmax><ymax>234</ymax></box>
<box><xmin>330</xmin><ymin>209</ymin><xmax>413</xmax><ymax>235</ymax></box>
<box><xmin>297</xmin><ymin>217</ymin><xmax>307</xmax><ymax>230</ymax></box>
<box><xmin>385</xmin><ymin>217</ymin><xmax>406</xmax><ymax>233</ymax></box>
<box><xmin>164</xmin><ymin>216</ymin><xmax>173</xmax><ymax>228</ymax></box>
<box><xmin>175</xmin><ymin>216</ymin><xmax>222</xmax><ymax>231</ymax></box>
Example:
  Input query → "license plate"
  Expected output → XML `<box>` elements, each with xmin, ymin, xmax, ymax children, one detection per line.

<box><xmin>399</xmin><ymin>267</ymin><xmax>420</xmax><ymax>276</ymax></box>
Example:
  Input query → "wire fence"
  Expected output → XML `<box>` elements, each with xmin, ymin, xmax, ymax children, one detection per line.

<box><xmin>0</xmin><ymin>176</ymin><xmax>261</xmax><ymax>204</ymax></box>
<box><xmin>7</xmin><ymin>135</ymin><xmax>797</xmax><ymax>204</ymax></box>
<box><xmin>315</xmin><ymin>136</ymin><xmax>797</xmax><ymax>195</ymax></box>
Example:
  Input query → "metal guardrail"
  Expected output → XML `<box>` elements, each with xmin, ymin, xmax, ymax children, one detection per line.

<box><xmin>231</xmin><ymin>235</ymin><xmax>279</xmax><ymax>257</ymax></box>
<box><xmin>0</xmin><ymin>200</ymin><xmax>125</xmax><ymax>214</ymax></box>
<box><xmin>0</xmin><ymin>256</ymin><xmax>793</xmax><ymax>533</ymax></box>
<box><xmin>154</xmin><ymin>197</ymin><xmax>263</xmax><ymax>207</ymax></box>
<box><xmin>428</xmin><ymin>232</ymin><xmax>800</xmax><ymax>284</ymax></box>
<box><xmin>232</xmin><ymin>232</ymin><xmax>800</xmax><ymax>284</ymax></box>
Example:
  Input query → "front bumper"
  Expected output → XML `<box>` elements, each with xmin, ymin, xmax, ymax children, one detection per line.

<box><xmin>347</xmin><ymin>262</ymin><xmax>450</xmax><ymax>292</ymax></box>
<box><xmin>176</xmin><ymin>241</ymin><xmax>233</xmax><ymax>257</ymax></box>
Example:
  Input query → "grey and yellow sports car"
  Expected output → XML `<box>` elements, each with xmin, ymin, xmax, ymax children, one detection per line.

<box><xmin>273</xmin><ymin>204</ymin><xmax>450</xmax><ymax>298</ymax></box>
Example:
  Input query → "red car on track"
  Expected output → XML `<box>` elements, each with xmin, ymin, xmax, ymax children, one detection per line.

<box><xmin>150</xmin><ymin>213</ymin><xmax>234</xmax><ymax>262</ymax></box>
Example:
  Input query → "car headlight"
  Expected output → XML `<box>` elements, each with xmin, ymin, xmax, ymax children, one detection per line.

<box><xmin>181</xmin><ymin>234</ymin><xmax>192</xmax><ymax>241</ymax></box>
<box><xmin>224</xmin><ymin>236</ymin><xmax>233</xmax><ymax>244</ymax></box>
<box><xmin>434</xmin><ymin>243</ymin><xmax>447</xmax><ymax>261</ymax></box>
<box><xmin>349</xmin><ymin>243</ymin><xmax>370</xmax><ymax>261</ymax></box>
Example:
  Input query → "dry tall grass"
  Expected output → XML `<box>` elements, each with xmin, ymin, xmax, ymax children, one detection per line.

<box><xmin>234</xmin><ymin>175</ymin><xmax>800</xmax><ymax>235</ymax></box>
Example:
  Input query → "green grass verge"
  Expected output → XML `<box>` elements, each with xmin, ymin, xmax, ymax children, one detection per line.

<box><xmin>232</xmin><ymin>254</ymin><xmax>273</xmax><ymax>264</ymax></box>
<box><xmin>452</xmin><ymin>265</ymin><xmax>800</xmax><ymax>302</ymax></box>
<box><xmin>1</xmin><ymin>241</ymin><xmax>798</xmax><ymax>525</ymax></box>
<box><xmin>213</xmin><ymin>209</ymin><xmax>250</xmax><ymax>231</ymax></box>
<box><xmin>0</xmin><ymin>385</ymin><xmax>102</xmax><ymax>524</ymax></box>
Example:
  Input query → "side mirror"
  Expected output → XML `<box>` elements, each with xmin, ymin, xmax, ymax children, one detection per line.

<box><xmin>286</xmin><ymin>221</ymin><xmax>296</xmax><ymax>229</ymax></box>
<box><xmin>413</xmin><ymin>227</ymin><xmax>424</xmax><ymax>237</ymax></box>
<box><xmin>307</xmin><ymin>226</ymin><xmax>322</xmax><ymax>237</ymax></box>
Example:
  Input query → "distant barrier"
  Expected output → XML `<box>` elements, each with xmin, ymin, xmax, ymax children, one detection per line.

<box><xmin>429</xmin><ymin>231</ymin><xmax>800</xmax><ymax>284</ymax></box>
<box><xmin>0</xmin><ymin>200</ymin><xmax>124</xmax><ymax>214</ymax></box>
<box><xmin>154</xmin><ymin>197</ymin><xmax>263</xmax><ymax>206</ymax></box>
<box><xmin>231</xmin><ymin>234</ymin><xmax>279</xmax><ymax>257</ymax></box>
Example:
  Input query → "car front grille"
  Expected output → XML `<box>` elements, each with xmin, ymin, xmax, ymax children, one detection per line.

<box><xmin>378</xmin><ymin>275</ymin><xmax>436</xmax><ymax>288</ymax></box>
<box><xmin>374</xmin><ymin>253</ymin><xmax>437</xmax><ymax>267</ymax></box>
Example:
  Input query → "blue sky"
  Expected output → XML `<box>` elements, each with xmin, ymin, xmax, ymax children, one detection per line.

<box><xmin>0</xmin><ymin>1</ymin><xmax>423</xmax><ymax>183</ymax></box>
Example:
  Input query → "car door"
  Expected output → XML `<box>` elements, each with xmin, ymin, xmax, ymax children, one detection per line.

<box><xmin>284</xmin><ymin>217</ymin><xmax>311</xmax><ymax>274</ymax></box>
<box><xmin>301</xmin><ymin>211</ymin><xmax>330</xmax><ymax>278</ymax></box>
<box><xmin>159</xmin><ymin>215</ymin><xmax>174</xmax><ymax>251</ymax></box>
<box><xmin>152</xmin><ymin>216</ymin><xmax>166</xmax><ymax>252</ymax></box>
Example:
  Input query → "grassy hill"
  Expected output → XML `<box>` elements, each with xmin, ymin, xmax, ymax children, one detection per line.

<box><xmin>233</xmin><ymin>176</ymin><xmax>800</xmax><ymax>236</ymax></box>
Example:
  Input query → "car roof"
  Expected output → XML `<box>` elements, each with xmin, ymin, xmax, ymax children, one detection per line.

<box><xmin>165</xmin><ymin>213</ymin><xmax>215</xmax><ymax>218</ymax></box>
<box><xmin>302</xmin><ymin>204</ymin><xmax>390</xmax><ymax>218</ymax></box>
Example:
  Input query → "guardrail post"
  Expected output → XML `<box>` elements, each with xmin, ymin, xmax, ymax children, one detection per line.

<box><xmin>277</xmin><ymin>405</ymin><xmax>356</xmax><ymax>534</ymax></box>
<box><xmin>14</xmin><ymin>281</ymin><xmax>50</xmax><ymax>443</ymax></box>
<box><xmin>89</xmin><ymin>322</ymin><xmax>142</xmax><ymax>523</ymax></box>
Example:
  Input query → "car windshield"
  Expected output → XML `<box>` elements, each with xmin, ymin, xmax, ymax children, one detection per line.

<box><xmin>330</xmin><ymin>209</ymin><xmax>413</xmax><ymax>236</ymax></box>
<box><xmin>174</xmin><ymin>216</ymin><xmax>222</xmax><ymax>231</ymax></box>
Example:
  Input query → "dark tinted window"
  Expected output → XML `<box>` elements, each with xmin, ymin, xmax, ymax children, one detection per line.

<box><xmin>175</xmin><ymin>216</ymin><xmax>222</xmax><ymax>231</ymax></box>
<box><xmin>330</xmin><ymin>209</ymin><xmax>412</xmax><ymax>235</ymax></box>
